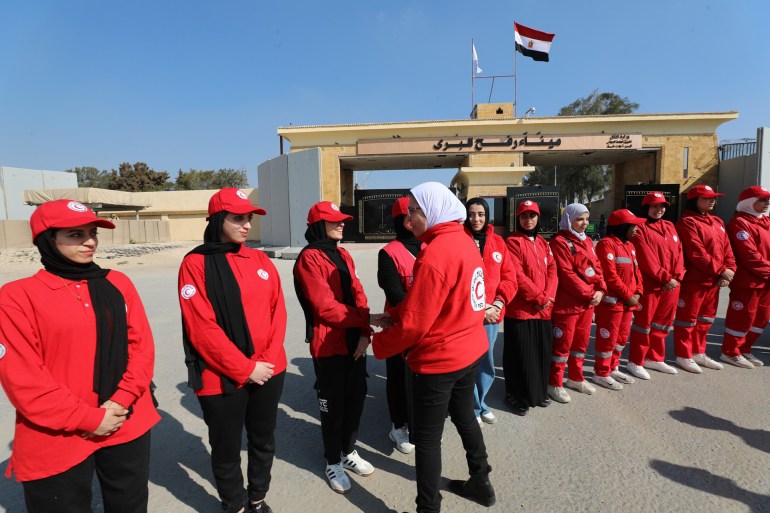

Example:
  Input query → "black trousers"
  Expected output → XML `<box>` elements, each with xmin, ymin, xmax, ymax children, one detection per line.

<box><xmin>385</xmin><ymin>354</ymin><xmax>410</xmax><ymax>429</ymax></box>
<box><xmin>23</xmin><ymin>431</ymin><xmax>151</xmax><ymax>513</ymax></box>
<box><xmin>313</xmin><ymin>354</ymin><xmax>367</xmax><ymax>464</ymax></box>
<box><xmin>411</xmin><ymin>358</ymin><xmax>490</xmax><ymax>513</ymax></box>
<box><xmin>198</xmin><ymin>371</ymin><xmax>285</xmax><ymax>512</ymax></box>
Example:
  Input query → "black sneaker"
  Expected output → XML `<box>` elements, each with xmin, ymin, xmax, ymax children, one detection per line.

<box><xmin>248</xmin><ymin>501</ymin><xmax>273</xmax><ymax>513</ymax></box>
<box><xmin>505</xmin><ymin>394</ymin><xmax>529</xmax><ymax>416</ymax></box>
<box><xmin>448</xmin><ymin>476</ymin><xmax>496</xmax><ymax>507</ymax></box>
<box><xmin>538</xmin><ymin>397</ymin><xmax>552</xmax><ymax>407</ymax></box>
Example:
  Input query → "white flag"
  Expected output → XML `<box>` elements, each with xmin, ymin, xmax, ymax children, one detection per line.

<box><xmin>472</xmin><ymin>42</ymin><xmax>482</xmax><ymax>74</ymax></box>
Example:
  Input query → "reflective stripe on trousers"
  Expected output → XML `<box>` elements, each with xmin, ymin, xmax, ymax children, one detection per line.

<box><xmin>631</xmin><ymin>324</ymin><xmax>650</xmax><ymax>334</ymax></box>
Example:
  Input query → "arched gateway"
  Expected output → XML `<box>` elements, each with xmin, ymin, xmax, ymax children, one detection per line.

<box><xmin>258</xmin><ymin>103</ymin><xmax>736</xmax><ymax>248</ymax></box>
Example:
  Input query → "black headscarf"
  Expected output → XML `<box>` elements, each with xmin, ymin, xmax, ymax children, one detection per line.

<box><xmin>36</xmin><ymin>229</ymin><xmax>128</xmax><ymax>408</ymax></box>
<box><xmin>294</xmin><ymin>221</ymin><xmax>360</xmax><ymax>352</ymax></box>
<box><xmin>393</xmin><ymin>214</ymin><xmax>422</xmax><ymax>255</ymax></box>
<box><xmin>606</xmin><ymin>223</ymin><xmax>633</xmax><ymax>242</ymax></box>
<box><xmin>685</xmin><ymin>197</ymin><xmax>710</xmax><ymax>215</ymax></box>
<box><xmin>465</xmin><ymin>197</ymin><xmax>489</xmax><ymax>255</ymax></box>
<box><xmin>182</xmin><ymin>211</ymin><xmax>254</xmax><ymax>393</ymax></box>
<box><xmin>516</xmin><ymin>213</ymin><xmax>540</xmax><ymax>238</ymax></box>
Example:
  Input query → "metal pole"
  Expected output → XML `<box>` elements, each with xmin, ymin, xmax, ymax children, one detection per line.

<box><xmin>471</xmin><ymin>38</ymin><xmax>474</xmax><ymax>111</ymax></box>
<box><xmin>554</xmin><ymin>165</ymin><xmax>557</xmax><ymax>186</ymax></box>
<box><xmin>514</xmin><ymin>48</ymin><xmax>517</xmax><ymax>117</ymax></box>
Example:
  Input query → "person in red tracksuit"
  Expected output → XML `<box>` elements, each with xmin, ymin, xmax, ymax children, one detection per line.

<box><xmin>373</xmin><ymin>182</ymin><xmax>494</xmax><ymax>513</ymax></box>
<box><xmin>179</xmin><ymin>188</ymin><xmax>286</xmax><ymax>513</ymax></box>
<box><xmin>377</xmin><ymin>196</ymin><xmax>424</xmax><ymax>454</ymax></box>
<box><xmin>294</xmin><ymin>201</ymin><xmax>386</xmax><ymax>495</ymax></box>
<box><xmin>721</xmin><ymin>185</ymin><xmax>770</xmax><ymax>369</ymax></box>
<box><xmin>464</xmin><ymin>197</ymin><xmax>518</xmax><ymax>424</ymax></box>
<box><xmin>626</xmin><ymin>192</ymin><xmax>685</xmax><ymax>380</ymax></box>
<box><xmin>0</xmin><ymin>200</ymin><xmax>159</xmax><ymax>513</ymax></box>
<box><xmin>674</xmin><ymin>185</ymin><xmax>736</xmax><ymax>373</ymax></box>
<box><xmin>593</xmin><ymin>209</ymin><xmax>645</xmax><ymax>391</ymax></box>
<box><xmin>503</xmin><ymin>200</ymin><xmax>558</xmax><ymax>415</ymax></box>
<box><xmin>549</xmin><ymin>203</ymin><xmax>606</xmax><ymax>404</ymax></box>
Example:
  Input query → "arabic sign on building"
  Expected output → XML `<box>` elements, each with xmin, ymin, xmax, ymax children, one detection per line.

<box><xmin>357</xmin><ymin>134</ymin><xmax>642</xmax><ymax>155</ymax></box>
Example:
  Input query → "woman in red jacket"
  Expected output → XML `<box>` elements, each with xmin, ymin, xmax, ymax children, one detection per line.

<box><xmin>294</xmin><ymin>201</ymin><xmax>380</xmax><ymax>495</ymax></box>
<box><xmin>373</xmin><ymin>182</ymin><xmax>494</xmax><ymax>512</ymax></box>
<box><xmin>593</xmin><ymin>209</ymin><xmax>645</xmax><ymax>391</ymax></box>
<box><xmin>674</xmin><ymin>185</ymin><xmax>736</xmax><ymax>373</ymax></box>
<box><xmin>549</xmin><ymin>203</ymin><xmax>606</xmax><ymax>404</ymax></box>
<box><xmin>721</xmin><ymin>185</ymin><xmax>770</xmax><ymax>368</ymax></box>
<box><xmin>503</xmin><ymin>200</ymin><xmax>558</xmax><ymax>415</ymax></box>
<box><xmin>0</xmin><ymin>200</ymin><xmax>159</xmax><ymax>513</ymax></box>
<box><xmin>627</xmin><ymin>192</ymin><xmax>685</xmax><ymax>379</ymax></box>
<box><xmin>179</xmin><ymin>188</ymin><xmax>286</xmax><ymax>513</ymax></box>
<box><xmin>464</xmin><ymin>197</ymin><xmax>518</xmax><ymax>424</ymax></box>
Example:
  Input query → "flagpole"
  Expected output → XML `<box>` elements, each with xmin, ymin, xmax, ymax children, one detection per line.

<box><xmin>514</xmin><ymin>43</ymin><xmax>518</xmax><ymax>117</ymax></box>
<box><xmin>471</xmin><ymin>38</ymin><xmax>475</xmax><ymax>111</ymax></box>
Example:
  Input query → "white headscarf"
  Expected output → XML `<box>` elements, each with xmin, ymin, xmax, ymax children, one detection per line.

<box><xmin>736</xmin><ymin>197</ymin><xmax>765</xmax><ymax>217</ymax></box>
<box><xmin>559</xmin><ymin>203</ymin><xmax>589</xmax><ymax>241</ymax></box>
<box><xmin>410</xmin><ymin>182</ymin><xmax>466</xmax><ymax>229</ymax></box>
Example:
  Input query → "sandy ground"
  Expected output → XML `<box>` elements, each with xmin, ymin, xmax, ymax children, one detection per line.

<box><xmin>0</xmin><ymin>242</ymin><xmax>769</xmax><ymax>513</ymax></box>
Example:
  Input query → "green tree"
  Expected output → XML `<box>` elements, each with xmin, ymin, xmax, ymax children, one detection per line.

<box><xmin>174</xmin><ymin>168</ymin><xmax>249</xmax><ymax>190</ymax></box>
<box><xmin>107</xmin><ymin>162</ymin><xmax>171</xmax><ymax>192</ymax></box>
<box><xmin>66</xmin><ymin>166</ymin><xmax>111</xmax><ymax>188</ymax></box>
<box><xmin>524</xmin><ymin>90</ymin><xmax>639</xmax><ymax>205</ymax></box>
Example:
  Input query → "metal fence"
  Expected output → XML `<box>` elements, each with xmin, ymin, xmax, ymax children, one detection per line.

<box><xmin>719</xmin><ymin>139</ymin><xmax>757</xmax><ymax>160</ymax></box>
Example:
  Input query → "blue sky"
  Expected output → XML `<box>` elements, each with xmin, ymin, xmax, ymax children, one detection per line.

<box><xmin>1</xmin><ymin>0</ymin><xmax>768</xmax><ymax>190</ymax></box>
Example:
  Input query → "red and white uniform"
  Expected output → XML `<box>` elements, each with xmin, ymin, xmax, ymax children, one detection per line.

<box><xmin>722</xmin><ymin>212</ymin><xmax>770</xmax><ymax>356</ymax></box>
<box><xmin>178</xmin><ymin>245</ymin><xmax>288</xmax><ymax>396</ymax></box>
<box><xmin>674</xmin><ymin>211</ymin><xmax>736</xmax><ymax>358</ymax></box>
<box><xmin>464</xmin><ymin>224</ymin><xmax>519</xmax><ymax>319</ymax></box>
<box><xmin>549</xmin><ymin>231</ymin><xmax>606</xmax><ymax>386</ymax></box>
<box><xmin>504</xmin><ymin>232</ymin><xmax>558</xmax><ymax>320</ymax></box>
<box><xmin>293</xmin><ymin>247</ymin><xmax>372</xmax><ymax>358</ymax></box>
<box><xmin>628</xmin><ymin>220</ymin><xmax>685</xmax><ymax>365</ymax></box>
<box><xmin>0</xmin><ymin>270</ymin><xmax>160</xmax><ymax>481</ymax></box>
<box><xmin>594</xmin><ymin>235</ymin><xmax>643</xmax><ymax>377</ymax></box>
<box><xmin>373</xmin><ymin>222</ymin><xmax>488</xmax><ymax>374</ymax></box>
<box><xmin>380</xmin><ymin>240</ymin><xmax>423</xmax><ymax>320</ymax></box>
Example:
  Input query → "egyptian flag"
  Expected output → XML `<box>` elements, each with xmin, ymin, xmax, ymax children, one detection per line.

<box><xmin>514</xmin><ymin>22</ymin><xmax>555</xmax><ymax>62</ymax></box>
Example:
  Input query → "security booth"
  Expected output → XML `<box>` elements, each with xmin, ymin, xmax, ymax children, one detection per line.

<box><xmin>623</xmin><ymin>184</ymin><xmax>680</xmax><ymax>221</ymax></box>
<box><xmin>506</xmin><ymin>186</ymin><xmax>560</xmax><ymax>238</ymax></box>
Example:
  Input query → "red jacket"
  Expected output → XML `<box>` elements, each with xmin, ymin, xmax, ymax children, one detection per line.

<box><xmin>504</xmin><ymin>232</ymin><xmax>558</xmax><ymax>320</ymax></box>
<box><xmin>631</xmin><ymin>220</ymin><xmax>685</xmax><ymax>293</ymax></box>
<box><xmin>0</xmin><ymin>270</ymin><xmax>160</xmax><ymax>481</ymax></box>
<box><xmin>372</xmin><ymin>222</ymin><xmax>488</xmax><ymax>374</ymax></box>
<box><xmin>293</xmin><ymin>247</ymin><xmax>372</xmax><ymax>358</ymax></box>
<box><xmin>676</xmin><ymin>211</ymin><xmax>736</xmax><ymax>286</ymax></box>
<box><xmin>726</xmin><ymin>212</ymin><xmax>770</xmax><ymax>290</ymax></box>
<box><xmin>464</xmin><ymin>225</ymin><xmax>518</xmax><ymax>320</ymax></box>
<box><xmin>550</xmin><ymin>230</ymin><xmax>606</xmax><ymax>314</ymax></box>
<box><xmin>178</xmin><ymin>245</ymin><xmax>288</xmax><ymax>396</ymax></box>
<box><xmin>596</xmin><ymin>235</ymin><xmax>644</xmax><ymax>311</ymax></box>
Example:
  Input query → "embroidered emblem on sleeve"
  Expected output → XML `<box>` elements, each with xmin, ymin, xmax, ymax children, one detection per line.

<box><xmin>470</xmin><ymin>267</ymin><xmax>486</xmax><ymax>312</ymax></box>
<box><xmin>606</xmin><ymin>253</ymin><xmax>614</xmax><ymax>261</ymax></box>
<box><xmin>492</xmin><ymin>251</ymin><xmax>502</xmax><ymax>263</ymax></box>
<box><xmin>180</xmin><ymin>284</ymin><xmax>196</xmax><ymax>299</ymax></box>
<box><xmin>736</xmin><ymin>230</ymin><xmax>750</xmax><ymax>241</ymax></box>
<box><xmin>0</xmin><ymin>344</ymin><xmax>6</xmax><ymax>360</ymax></box>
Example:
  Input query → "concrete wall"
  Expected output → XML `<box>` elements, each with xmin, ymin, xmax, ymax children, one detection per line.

<box><xmin>0</xmin><ymin>219</ymin><xmax>170</xmax><ymax>249</ymax></box>
<box><xmin>0</xmin><ymin>167</ymin><xmax>77</xmax><ymax>220</ymax></box>
<box><xmin>716</xmin><ymin>154</ymin><xmax>759</xmax><ymax>222</ymax></box>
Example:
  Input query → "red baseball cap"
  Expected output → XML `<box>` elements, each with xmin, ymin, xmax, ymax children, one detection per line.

<box><xmin>642</xmin><ymin>192</ymin><xmax>670</xmax><ymax>206</ymax></box>
<box><xmin>739</xmin><ymin>185</ymin><xmax>770</xmax><ymax>201</ymax></box>
<box><xmin>608</xmin><ymin>209</ymin><xmax>646</xmax><ymax>226</ymax></box>
<box><xmin>208</xmin><ymin>188</ymin><xmax>266</xmax><ymax>218</ymax></box>
<box><xmin>686</xmin><ymin>184</ymin><xmax>724</xmax><ymax>200</ymax></box>
<box><xmin>30</xmin><ymin>199</ymin><xmax>115</xmax><ymax>242</ymax></box>
<box><xmin>391</xmin><ymin>197</ymin><xmax>409</xmax><ymax>218</ymax></box>
<box><xmin>516</xmin><ymin>200</ymin><xmax>541</xmax><ymax>216</ymax></box>
<box><xmin>307</xmin><ymin>201</ymin><xmax>353</xmax><ymax>224</ymax></box>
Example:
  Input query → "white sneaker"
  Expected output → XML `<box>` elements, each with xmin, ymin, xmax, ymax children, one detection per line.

<box><xmin>627</xmin><ymin>362</ymin><xmax>651</xmax><ymax>380</ymax></box>
<box><xmin>480</xmin><ymin>411</ymin><xmax>497</xmax><ymax>424</ymax></box>
<box><xmin>693</xmin><ymin>353</ymin><xmax>723</xmax><ymax>370</ymax></box>
<box><xmin>611</xmin><ymin>368</ymin><xmax>635</xmax><ymax>384</ymax></box>
<box><xmin>644</xmin><ymin>359</ymin><xmax>679</xmax><ymax>374</ymax></box>
<box><xmin>744</xmin><ymin>353</ymin><xmax>764</xmax><ymax>367</ymax></box>
<box><xmin>389</xmin><ymin>425</ymin><xmax>414</xmax><ymax>454</ymax></box>
<box><xmin>476</xmin><ymin>416</ymin><xmax>482</xmax><ymax>425</ymax></box>
<box><xmin>565</xmin><ymin>379</ymin><xmax>596</xmax><ymax>395</ymax></box>
<box><xmin>720</xmin><ymin>353</ymin><xmax>754</xmax><ymax>369</ymax></box>
<box><xmin>592</xmin><ymin>375</ymin><xmax>623</xmax><ymax>391</ymax></box>
<box><xmin>548</xmin><ymin>385</ymin><xmax>572</xmax><ymax>403</ymax></box>
<box><xmin>325</xmin><ymin>462</ymin><xmax>351</xmax><ymax>493</ymax></box>
<box><xmin>675</xmin><ymin>357</ymin><xmax>702</xmax><ymax>374</ymax></box>
<box><xmin>341</xmin><ymin>450</ymin><xmax>374</xmax><ymax>476</ymax></box>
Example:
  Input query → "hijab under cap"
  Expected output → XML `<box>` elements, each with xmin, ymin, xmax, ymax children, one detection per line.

<box><xmin>559</xmin><ymin>203</ymin><xmax>589</xmax><ymax>241</ymax></box>
<box><xmin>736</xmin><ymin>197</ymin><xmax>765</xmax><ymax>217</ymax></box>
<box><xmin>410</xmin><ymin>182</ymin><xmax>466</xmax><ymax>229</ymax></box>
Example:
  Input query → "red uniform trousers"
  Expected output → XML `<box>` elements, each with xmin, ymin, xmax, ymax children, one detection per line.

<box><xmin>550</xmin><ymin>309</ymin><xmax>593</xmax><ymax>387</ymax></box>
<box><xmin>673</xmin><ymin>283</ymin><xmax>719</xmax><ymax>358</ymax></box>
<box><xmin>594</xmin><ymin>304</ymin><xmax>632</xmax><ymax>377</ymax></box>
<box><xmin>722</xmin><ymin>287</ymin><xmax>770</xmax><ymax>357</ymax></box>
<box><xmin>628</xmin><ymin>288</ymin><xmax>678</xmax><ymax>365</ymax></box>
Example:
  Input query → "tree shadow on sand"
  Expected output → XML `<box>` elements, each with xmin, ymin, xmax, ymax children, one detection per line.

<box><xmin>669</xmin><ymin>406</ymin><xmax>770</xmax><ymax>455</ymax></box>
<box><xmin>649</xmin><ymin>460</ymin><xmax>770</xmax><ymax>512</ymax></box>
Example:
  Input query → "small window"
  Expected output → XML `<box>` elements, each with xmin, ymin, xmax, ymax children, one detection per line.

<box><xmin>683</xmin><ymin>147</ymin><xmax>689</xmax><ymax>179</ymax></box>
